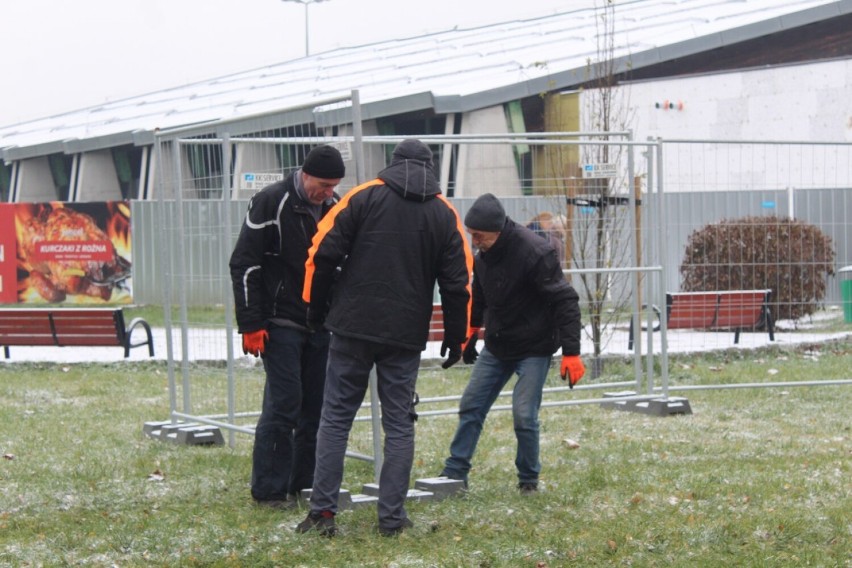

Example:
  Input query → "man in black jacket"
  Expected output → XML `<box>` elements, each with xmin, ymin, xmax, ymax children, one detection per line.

<box><xmin>440</xmin><ymin>193</ymin><xmax>585</xmax><ymax>494</ymax></box>
<box><xmin>296</xmin><ymin>139</ymin><xmax>472</xmax><ymax>537</ymax></box>
<box><xmin>229</xmin><ymin>145</ymin><xmax>345</xmax><ymax>510</ymax></box>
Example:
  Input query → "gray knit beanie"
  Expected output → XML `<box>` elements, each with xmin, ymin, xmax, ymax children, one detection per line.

<box><xmin>302</xmin><ymin>145</ymin><xmax>345</xmax><ymax>179</ymax></box>
<box><xmin>464</xmin><ymin>193</ymin><xmax>506</xmax><ymax>232</ymax></box>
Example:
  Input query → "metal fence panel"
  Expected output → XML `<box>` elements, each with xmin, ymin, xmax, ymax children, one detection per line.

<box><xmin>150</xmin><ymin>132</ymin><xmax>662</xmax><ymax>440</ymax></box>
<box><xmin>658</xmin><ymin>140</ymin><xmax>852</xmax><ymax>305</ymax></box>
<box><xmin>142</xmin><ymin>132</ymin><xmax>850</xmax><ymax>445</ymax></box>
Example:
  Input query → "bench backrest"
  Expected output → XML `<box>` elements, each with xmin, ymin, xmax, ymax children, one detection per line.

<box><xmin>666</xmin><ymin>292</ymin><xmax>718</xmax><ymax>329</ymax></box>
<box><xmin>428</xmin><ymin>304</ymin><xmax>445</xmax><ymax>342</ymax></box>
<box><xmin>0</xmin><ymin>308</ymin><xmax>125</xmax><ymax>347</ymax></box>
<box><xmin>715</xmin><ymin>290</ymin><xmax>770</xmax><ymax>328</ymax></box>
<box><xmin>666</xmin><ymin>290</ymin><xmax>770</xmax><ymax>330</ymax></box>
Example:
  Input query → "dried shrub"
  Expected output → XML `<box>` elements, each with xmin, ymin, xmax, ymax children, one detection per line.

<box><xmin>680</xmin><ymin>216</ymin><xmax>835</xmax><ymax>321</ymax></box>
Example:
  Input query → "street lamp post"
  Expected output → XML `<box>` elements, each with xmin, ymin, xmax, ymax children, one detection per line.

<box><xmin>281</xmin><ymin>0</ymin><xmax>330</xmax><ymax>56</ymax></box>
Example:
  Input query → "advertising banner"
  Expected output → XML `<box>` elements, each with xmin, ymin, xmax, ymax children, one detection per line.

<box><xmin>1</xmin><ymin>200</ymin><xmax>133</xmax><ymax>305</ymax></box>
<box><xmin>0</xmin><ymin>204</ymin><xmax>16</xmax><ymax>303</ymax></box>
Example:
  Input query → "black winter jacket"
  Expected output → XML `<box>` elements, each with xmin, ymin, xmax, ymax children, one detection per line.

<box><xmin>229</xmin><ymin>173</ymin><xmax>338</xmax><ymax>333</ymax></box>
<box><xmin>303</xmin><ymin>150</ymin><xmax>472</xmax><ymax>351</ymax></box>
<box><xmin>471</xmin><ymin>218</ymin><xmax>581</xmax><ymax>360</ymax></box>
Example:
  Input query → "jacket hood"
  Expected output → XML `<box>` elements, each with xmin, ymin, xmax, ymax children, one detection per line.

<box><xmin>378</xmin><ymin>139</ymin><xmax>440</xmax><ymax>202</ymax></box>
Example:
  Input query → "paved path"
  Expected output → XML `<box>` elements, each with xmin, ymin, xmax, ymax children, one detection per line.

<box><xmin>2</xmin><ymin>318</ymin><xmax>848</xmax><ymax>364</ymax></box>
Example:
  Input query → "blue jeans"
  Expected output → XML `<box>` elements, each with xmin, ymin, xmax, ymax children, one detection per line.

<box><xmin>251</xmin><ymin>326</ymin><xmax>329</xmax><ymax>501</ymax></box>
<box><xmin>442</xmin><ymin>347</ymin><xmax>551</xmax><ymax>484</ymax></box>
<box><xmin>310</xmin><ymin>334</ymin><xmax>421</xmax><ymax>531</ymax></box>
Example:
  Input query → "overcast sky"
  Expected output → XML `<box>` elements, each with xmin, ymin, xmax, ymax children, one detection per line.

<box><xmin>0</xmin><ymin>0</ymin><xmax>592</xmax><ymax>126</ymax></box>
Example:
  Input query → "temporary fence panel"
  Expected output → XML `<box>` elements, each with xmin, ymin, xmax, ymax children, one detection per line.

<box><xmin>151</xmin><ymin>130</ymin><xmax>666</xmax><ymax>447</ymax></box>
<box><xmin>149</xmin><ymin>131</ymin><xmax>850</xmax><ymax>452</ymax></box>
<box><xmin>654</xmin><ymin>139</ymin><xmax>852</xmax><ymax>354</ymax></box>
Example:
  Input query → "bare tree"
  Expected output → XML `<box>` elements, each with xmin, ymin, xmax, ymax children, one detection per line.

<box><xmin>544</xmin><ymin>0</ymin><xmax>638</xmax><ymax>375</ymax></box>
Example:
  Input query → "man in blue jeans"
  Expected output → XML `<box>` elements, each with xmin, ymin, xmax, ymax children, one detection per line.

<box><xmin>440</xmin><ymin>193</ymin><xmax>585</xmax><ymax>494</ymax></box>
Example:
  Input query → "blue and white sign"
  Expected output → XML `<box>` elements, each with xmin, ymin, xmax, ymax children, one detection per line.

<box><xmin>241</xmin><ymin>172</ymin><xmax>284</xmax><ymax>191</ymax></box>
<box><xmin>581</xmin><ymin>163</ymin><xmax>617</xmax><ymax>179</ymax></box>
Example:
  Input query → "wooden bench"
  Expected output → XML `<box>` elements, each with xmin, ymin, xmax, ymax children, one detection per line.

<box><xmin>628</xmin><ymin>290</ymin><xmax>774</xmax><ymax>349</ymax></box>
<box><xmin>0</xmin><ymin>308</ymin><xmax>154</xmax><ymax>359</ymax></box>
<box><xmin>428</xmin><ymin>304</ymin><xmax>483</xmax><ymax>343</ymax></box>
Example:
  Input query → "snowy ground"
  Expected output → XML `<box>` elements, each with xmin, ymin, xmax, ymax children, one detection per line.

<box><xmin>2</xmin><ymin>309</ymin><xmax>849</xmax><ymax>364</ymax></box>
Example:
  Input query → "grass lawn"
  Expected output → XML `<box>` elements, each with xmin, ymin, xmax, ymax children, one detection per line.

<box><xmin>0</xmin><ymin>339</ymin><xmax>850</xmax><ymax>567</ymax></box>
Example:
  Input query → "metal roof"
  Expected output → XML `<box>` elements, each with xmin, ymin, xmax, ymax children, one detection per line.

<box><xmin>2</xmin><ymin>0</ymin><xmax>850</xmax><ymax>160</ymax></box>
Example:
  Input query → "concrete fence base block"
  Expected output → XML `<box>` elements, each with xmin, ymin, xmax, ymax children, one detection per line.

<box><xmin>600</xmin><ymin>392</ymin><xmax>693</xmax><ymax>416</ymax></box>
<box><xmin>361</xmin><ymin>483</ymin><xmax>439</xmax><ymax>502</ymax></box>
<box><xmin>405</xmin><ymin>488</ymin><xmax>435</xmax><ymax>502</ymax></box>
<box><xmin>599</xmin><ymin>391</ymin><xmax>655</xmax><ymax>411</ymax></box>
<box><xmin>414</xmin><ymin>477</ymin><xmax>466</xmax><ymax>500</ymax></box>
<box><xmin>300</xmin><ymin>488</ymin><xmax>352</xmax><ymax>510</ymax></box>
<box><xmin>143</xmin><ymin>420</ymin><xmax>224</xmax><ymax>446</ymax></box>
<box><xmin>175</xmin><ymin>425</ymin><xmax>224</xmax><ymax>446</ymax></box>
<box><xmin>298</xmin><ymin>485</ymin><xmax>439</xmax><ymax>511</ymax></box>
<box><xmin>349</xmin><ymin>494</ymin><xmax>380</xmax><ymax>509</ymax></box>
<box><xmin>142</xmin><ymin>420</ymin><xmax>172</xmax><ymax>437</ymax></box>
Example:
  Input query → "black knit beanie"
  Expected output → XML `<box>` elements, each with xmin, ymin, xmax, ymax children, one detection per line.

<box><xmin>465</xmin><ymin>193</ymin><xmax>506</xmax><ymax>232</ymax></box>
<box><xmin>302</xmin><ymin>145</ymin><xmax>345</xmax><ymax>179</ymax></box>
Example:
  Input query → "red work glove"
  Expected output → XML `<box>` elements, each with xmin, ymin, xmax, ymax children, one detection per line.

<box><xmin>242</xmin><ymin>329</ymin><xmax>269</xmax><ymax>357</ymax></box>
<box><xmin>462</xmin><ymin>327</ymin><xmax>480</xmax><ymax>364</ymax></box>
<box><xmin>560</xmin><ymin>355</ymin><xmax>585</xmax><ymax>389</ymax></box>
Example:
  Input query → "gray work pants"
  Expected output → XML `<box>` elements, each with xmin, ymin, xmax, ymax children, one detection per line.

<box><xmin>309</xmin><ymin>334</ymin><xmax>420</xmax><ymax>531</ymax></box>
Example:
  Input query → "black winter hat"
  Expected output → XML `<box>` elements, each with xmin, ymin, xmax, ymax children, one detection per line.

<box><xmin>302</xmin><ymin>145</ymin><xmax>345</xmax><ymax>179</ymax></box>
<box><xmin>465</xmin><ymin>193</ymin><xmax>506</xmax><ymax>232</ymax></box>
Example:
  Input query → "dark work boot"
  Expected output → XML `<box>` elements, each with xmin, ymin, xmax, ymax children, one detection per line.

<box><xmin>296</xmin><ymin>510</ymin><xmax>336</xmax><ymax>537</ymax></box>
<box><xmin>378</xmin><ymin>517</ymin><xmax>414</xmax><ymax>537</ymax></box>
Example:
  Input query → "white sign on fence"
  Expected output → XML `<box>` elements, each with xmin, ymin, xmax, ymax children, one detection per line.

<box><xmin>328</xmin><ymin>141</ymin><xmax>353</xmax><ymax>162</ymax></box>
<box><xmin>240</xmin><ymin>173</ymin><xmax>284</xmax><ymax>191</ymax></box>
<box><xmin>581</xmin><ymin>163</ymin><xmax>617</xmax><ymax>179</ymax></box>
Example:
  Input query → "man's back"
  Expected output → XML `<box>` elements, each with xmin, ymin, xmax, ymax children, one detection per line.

<box><xmin>304</xmin><ymin>139</ymin><xmax>472</xmax><ymax>351</ymax></box>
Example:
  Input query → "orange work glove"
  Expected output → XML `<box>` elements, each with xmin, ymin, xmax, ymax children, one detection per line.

<box><xmin>560</xmin><ymin>355</ymin><xmax>585</xmax><ymax>389</ymax></box>
<box><xmin>242</xmin><ymin>329</ymin><xmax>269</xmax><ymax>357</ymax></box>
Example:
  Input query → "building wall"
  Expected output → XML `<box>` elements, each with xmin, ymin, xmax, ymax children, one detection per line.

<box><xmin>76</xmin><ymin>150</ymin><xmax>122</xmax><ymax>202</ymax></box>
<box><xmin>608</xmin><ymin>58</ymin><xmax>852</xmax><ymax>144</ymax></box>
<box><xmin>579</xmin><ymin>58</ymin><xmax>852</xmax><ymax>195</ymax></box>
<box><xmin>16</xmin><ymin>157</ymin><xmax>57</xmax><ymax>202</ymax></box>
<box><xmin>456</xmin><ymin>106</ymin><xmax>521</xmax><ymax>197</ymax></box>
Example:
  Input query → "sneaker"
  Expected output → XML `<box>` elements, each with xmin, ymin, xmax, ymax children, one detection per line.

<box><xmin>518</xmin><ymin>482</ymin><xmax>538</xmax><ymax>495</ymax></box>
<box><xmin>253</xmin><ymin>497</ymin><xmax>296</xmax><ymax>511</ymax></box>
<box><xmin>378</xmin><ymin>517</ymin><xmax>414</xmax><ymax>537</ymax></box>
<box><xmin>296</xmin><ymin>510</ymin><xmax>336</xmax><ymax>537</ymax></box>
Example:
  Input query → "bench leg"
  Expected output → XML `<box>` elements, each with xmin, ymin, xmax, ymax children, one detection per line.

<box><xmin>765</xmin><ymin>308</ymin><xmax>775</xmax><ymax>341</ymax></box>
<box><xmin>125</xmin><ymin>318</ymin><xmax>155</xmax><ymax>357</ymax></box>
<box><xmin>734</xmin><ymin>329</ymin><xmax>740</xmax><ymax>344</ymax></box>
<box><xmin>3</xmin><ymin>346</ymin><xmax>8</xmax><ymax>359</ymax></box>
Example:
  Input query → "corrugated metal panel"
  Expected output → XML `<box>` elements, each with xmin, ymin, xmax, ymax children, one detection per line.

<box><xmin>3</xmin><ymin>0</ymin><xmax>848</xmax><ymax>157</ymax></box>
<box><xmin>130</xmin><ymin>188</ymin><xmax>849</xmax><ymax>307</ymax></box>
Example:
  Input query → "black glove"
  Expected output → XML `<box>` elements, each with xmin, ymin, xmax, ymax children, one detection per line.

<box><xmin>462</xmin><ymin>329</ymin><xmax>480</xmax><ymax>365</ymax></box>
<box><xmin>306</xmin><ymin>307</ymin><xmax>326</xmax><ymax>332</ymax></box>
<box><xmin>440</xmin><ymin>339</ymin><xmax>462</xmax><ymax>369</ymax></box>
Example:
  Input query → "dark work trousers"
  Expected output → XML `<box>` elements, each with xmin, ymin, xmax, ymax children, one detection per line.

<box><xmin>310</xmin><ymin>334</ymin><xmax>420</xmax><ymax>531</ymax></box>
<box><xmin>251</xmin><ymin>326</ymin><xmax>330</xmax><ymax>501</ymax></box>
